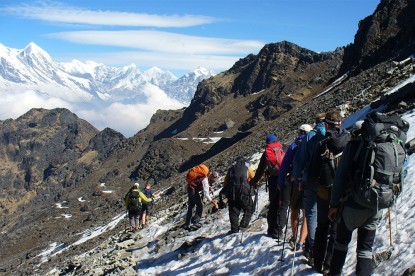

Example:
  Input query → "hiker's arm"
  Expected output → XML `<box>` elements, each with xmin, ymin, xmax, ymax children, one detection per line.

<box><xmin>248</xmin><ymin>167</ymin><xmax>255</xmax><ymax>181</ymax></box>
<box><xmin>278</xmin><ymin>144</ymin><xmax>295</xmax><ymax>189</ymax></box>
<box><xmin>292</xmin><ymin>138</ymin><xmax>307</xmax><ymax>179</ymax></box>
<box><xmin>201</xmin><ymin>177</ymin><xmax>213</xmax><ymax>202</ymax></box>
<box><xmin>223</xmin><ymin>170</ymin><xmax>230</xmax><ymax>187</ymax></box>
<box><xmin>330</xmin><ymin>143</ymin><xmax>352</xmax><ymax>207</ymax></box>
<box><xmin>139</xmin><ymin>191</ymin><xmax>152</xmax><ymax>203</ymax></box>
<box><xmin>250</xmin><ymin>154</ymin><xmax>266</xmax><ymax>186</ymax></box>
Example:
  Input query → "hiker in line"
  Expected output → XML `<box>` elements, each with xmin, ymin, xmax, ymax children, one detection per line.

<box><xmin>140</xmin><ymin>183</ymin><xmax>157</xmax><ymax>229</ymax></box>
<box><xmin>278</xmin><ymin>124</ymin><xmax>312</xmax><ymax>250</ymax></box>
<box><xmin>291</xmin><ymin>113</ymin><xmax>326</xmax><ymax>264</ymax></box>
<box><xmin>306</xmin><ymin>111</ymin><xmax>350</xmax><ymax>274</ymax></box>
<box><xmin>124</xmin><ymin>182</ymin><xmax>152</xmax><ymax>232</ymax></box>
<box><xmin>326</xmin><ymin>113</ymin><xmax>408</xmax><ymax>275</ymax></box>
<box><xmin>250</xmin><ymin>134</ymin><xmax>285</xmax><ymax>239</ymax></box>
<box><xmin>183</xmin><ymin>164</ymin><xmax>219</xmax><ymax>229</ymax></box>
<box><xmin>222</xmin><ymin>158</ymin><xmax>256</xmax><ymax>234</ymax></box>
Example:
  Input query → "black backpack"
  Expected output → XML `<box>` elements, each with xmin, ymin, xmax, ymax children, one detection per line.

<box><xmin>351</xmin><ymin>112</ymin><xmax>409</xmax><ymax>210</ymax></box>
<box><xmin>316</xmin><ymin>129</ymin><xmax>351</xmax><ymax>188</ymax></box>
<box><xmin>224</xmin><ymin>159</ymin><xmax>255</xmax><ymax>201</ymax></box>
<box><xmin>127</xmin><ymin>190</ymin><xmax>141</xmax><ymax>213</ymax></box>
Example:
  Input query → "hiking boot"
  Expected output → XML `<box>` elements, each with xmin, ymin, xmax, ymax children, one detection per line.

<box><xmin>267</xmin><ymin>231</ymin><xmax>282</xmax><ymax>241</ymax></box>
<box><xmin>181</xmin><ymin>223</ymin><xmax>190</xmax><ymax>230</ymax></box>
<box><xmin>227</xmin><ymin>229</ymin><xmax>239</xmax><ymax>235</ymax></box>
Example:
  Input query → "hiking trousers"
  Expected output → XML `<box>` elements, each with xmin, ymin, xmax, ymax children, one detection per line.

<box><xmin>276</xmin><ymin>181</ymin><xmax>291</xmax><ymax>234</ymax></box>
<box><xmin>185</xmin><ymin>186</ymin><xmax>203</xmax><ymax>225</ymax></box>
<box><xmin>228</xmin><ymin>196</ymin><xmax>254</xmax><ymax>232</ymax></box>
<box><xmin>329</xmin><ymin>203</ymin><xmax>382</xmax><ymax>275</ymax></box>
<box><xmin>267</xmin><ymin>175</ymin><xmax>280</xmax><ymax>235</ymax></box>
<box><xmin>313</xmin><ymin>195</ymin><xmax>336</xmax><ymax>271</ymax></box>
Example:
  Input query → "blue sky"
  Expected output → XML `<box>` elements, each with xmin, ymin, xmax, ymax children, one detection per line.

<box><xmin>0</xmin><ymin>0</ymin><xmax>380</xmax><ymax>76</ymax></box>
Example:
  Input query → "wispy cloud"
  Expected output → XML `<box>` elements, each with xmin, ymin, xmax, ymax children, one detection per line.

<box><xmin>1</xmin><ymin>1</ymin><xmax>217</xmax><ymax>27</ymax></box>
<box><xmin>48</xmin><ymin>30</ymin><xmax>263</xmax><ymax>55</ymax></box>
<box><xmin>60</xmin><ymin>50</ymin><xmax>241</xmax><ymax>71</ymax></box>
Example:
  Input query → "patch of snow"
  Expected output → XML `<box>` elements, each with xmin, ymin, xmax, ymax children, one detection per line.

<box><xmin>102</xmin><ymin>190</ymin><xmax>113</xmax><ymax>194</ymax></box>
<box><xmin>176</xmin><ymin>138</ymin><xmax>189</xmax><ymax>141</ymax></box>
<box><xmin>61</xmin><ymin>214</ymin><xmax>72</xmax><ymax>219</ymax></box>
<box><xmin>55</xmin><ymin>203</ymin><xmax>68</xmax><ymax>209</ymax></box>
<box><xmin>78</xmin><ymin>197</ymin><xmax>86</xmax><ymax>202</ymax></box>
<box><xmin>100</xmin><ymin>183</ymin><xmax>106</xmax><ymax>187</ymax></box>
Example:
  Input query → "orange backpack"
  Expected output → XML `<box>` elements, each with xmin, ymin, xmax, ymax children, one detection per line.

<box><xmin>186</xmin><ymin>164</ymin><xmax>209</xmax><ymax>187</ymax></box>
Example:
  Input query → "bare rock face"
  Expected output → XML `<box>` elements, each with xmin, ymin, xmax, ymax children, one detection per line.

<box><xmin>342</xmin><ymin>0</ymin><xmax>415</xmax><ymax>73</ymax></box>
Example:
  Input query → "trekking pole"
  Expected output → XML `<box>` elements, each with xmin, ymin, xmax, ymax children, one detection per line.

<box><xmin>388</xmin><ymin>207</ymin><xmax>393</xmax><ymax>247</ymax></box>
<box><xmin>279</xmin><ymin>181</ymin><xmax>293</xmax><ymax>261</ymax></box>
<box><xmin>291</xmin><ymin>187</ymin><xmax>303</xmax><ymax>276</ymax></box>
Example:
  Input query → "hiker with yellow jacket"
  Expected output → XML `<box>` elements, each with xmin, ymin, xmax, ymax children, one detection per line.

<box><xmin>124</xmin><ymin>182</ymin><xmax>152</xmax><ymax>232</ymax></box>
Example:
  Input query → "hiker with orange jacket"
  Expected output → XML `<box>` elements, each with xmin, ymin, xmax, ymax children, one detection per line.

<box><xmin>183</xmin><ymin>164</ymin><xmax>219</xmax><ymax>229</ymax></box>
<box><xmin>250</xmin><ymin>134</ymin><xmax>285</xmax><ymax>239</ymax></box>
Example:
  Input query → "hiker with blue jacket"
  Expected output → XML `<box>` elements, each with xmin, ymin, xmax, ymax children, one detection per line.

<box><xmin>291</xmin><ymin>113</ymin><xmax>326</xmax><ymax>263</ymax></box>
<box><xmin>278</xmin><ymin>124</ymin><xmax>312</xmax><ymax>250</ymax></box>
<box><xmin>141</xmin><ymin>183</ymin><xmax>156</xmax><ymax>229</ymax></box>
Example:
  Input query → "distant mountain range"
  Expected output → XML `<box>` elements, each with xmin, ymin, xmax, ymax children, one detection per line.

<box><xmin>0</xmin><ymin>42</ymin><xmax>215</xmax><ymax>105</ymax></box>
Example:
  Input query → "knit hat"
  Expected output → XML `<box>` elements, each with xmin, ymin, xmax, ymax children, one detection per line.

<box><xmin>134</xmin><ymin>182</ymin><xmax>140</xmax><ymax>188</ymax></box>
<box><xmin>266</xmin><ymin>134</ymin><xmax>278</xmax><ymax>144</ymax></box>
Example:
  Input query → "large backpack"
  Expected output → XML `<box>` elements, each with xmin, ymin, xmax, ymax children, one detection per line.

<box><xmin>265</xmin><ymin>144</ymin><xmax>285</xmax><ymax>175</ymax></box>
<box><xmin>186</xmin><ymin>164</ymin><xmax>209</xmax><ymax>190</ymax></box>
<box><xmin>351</xmin><ymin>112</ymin><xmax>409</xmax><ymax>210</ymax></box>
<box><xmin>316</xmin><ymin>129</ymin><xmax>351</xmax><ymax>188</ymax></box>
<box><xmin>127</xmin><ymin>190</ymin><xmax>142</xmax><ymax>213</ymax></box>
<box><xmin>224</xmin><ymin>159</ymin><xmax>255</xmax><ymax>203</ymax></box>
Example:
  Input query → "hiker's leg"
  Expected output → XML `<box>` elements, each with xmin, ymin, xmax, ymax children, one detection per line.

<box><xmin>276</xmin><ymin>183</ymin><xmax>290</xmax><ymax>234</ymax></box>
<box><xmin>185</xmin><ymin>187</ymin><xmax>196</xmax><ymax>225</ymax></box>
<box><xmin>134</xmin><ymin>212</ymin><xmax>140</xmax><ymax>230</ymax></box>
<box><xmin>193</xmin><ymin>191</ymin><xmax>203</xmax><ymax>223</ymax></box>
<box><xmin>330</xmin><ymin>217</ymin><xmax>353</xmax><ymax>275</ymax></box>
<box><xmin>267</xmin><ymin>178</ymin><xmax>279</xmax><ymax>235</ymax></box>
<box><xmin>240</xmin><ymin>197</ymin><xmax>254</xmax><ymax>229</ymax></box>
<box><xmin>303</xmin><ymin>184</ymin><xmax>317</xmax><ymax>252</ymax></box>
<box><xmin>356</xmin><ymin>210</ymin><xmax>382</xmax><ymax>276</ymax></box>
<box><xmin>228</xmin><ymin>200</ymin><xmax>241</xmax><ymax>232</ymax></box>
<box><xmin>291</xmin><ymin>208</ymin><xmax>299</xmax><ymax>238</ymax></box>
<box><xmin>299</xmin><ymin>211</ymin><xmax>308</xmax><ymax>245</ymax></box>
<box><xmin>313</xmin><ymin>196</ymin><xmax>330</xmax><ymax>271</ymax></box>
<box><xmin>128</xmin><ymin>212</ymin><xmax>134</xmax><ymax>231</ymax></box>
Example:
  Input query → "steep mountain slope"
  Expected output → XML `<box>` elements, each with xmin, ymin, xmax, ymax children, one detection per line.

<box><xmin>0</xmin><ymin>0</ymin><xmax>414</xmax><ymax>274</ymax></box>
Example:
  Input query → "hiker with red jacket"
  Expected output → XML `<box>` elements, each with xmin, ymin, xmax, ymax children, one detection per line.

<box><xmin>183</xmin><ymin>164</ymin><xmax>219</xmax><ymax>230</ymax></box>
<box><xmin>250</xmin><ymin>134</ymin><xmax>285</xmax><ymax>239</ymax></box>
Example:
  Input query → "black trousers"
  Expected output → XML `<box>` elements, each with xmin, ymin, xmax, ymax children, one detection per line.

<box><xmin>314</xmin><ymin>196</ymin><xmax>336</xmax><ymax>271</ymax></box>
<box><xmin>267</xmin><ymin>175</ymin><xmax>281</xmax><ymax>235</ymax></box>
<box><xmin>276</xmin><ymin>180</ymin><xmax>291</xmax><ymax>234</ymax></box>
<box><xmin>330</xmin><ymin>216</ymin><xmax>377</xmax><ymax>275</ymax></box>
<box><xmin>185</xmin><ymin>186</ymin><xmax>203</xmax><ymax>225</ymax></box>
<box><xmin>228</xmin><ymin>195</ymin><xmax>254</xmax><ymax>232</ymax></box>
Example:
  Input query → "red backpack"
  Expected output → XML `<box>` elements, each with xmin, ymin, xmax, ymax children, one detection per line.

<box><xmin>265</xmin><ymin>142</ymin><xmax>285</xmax><ymax>175</ymax></box>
